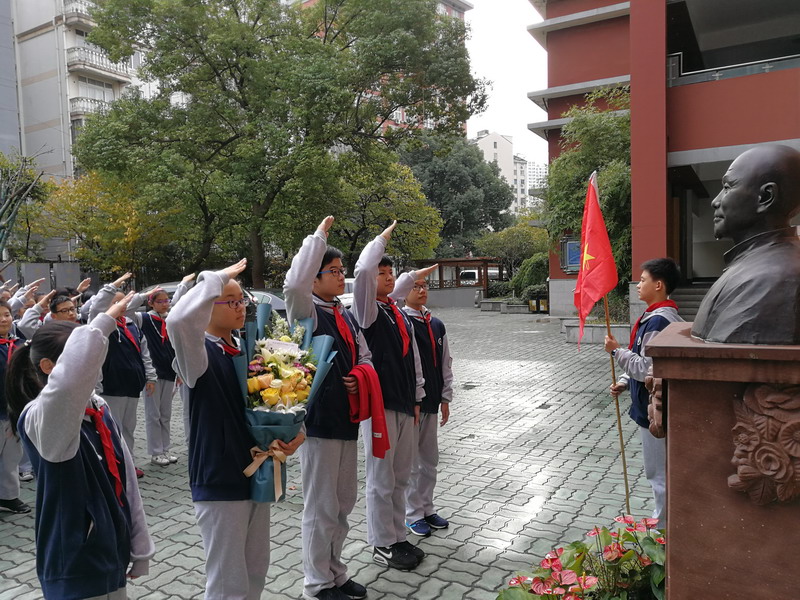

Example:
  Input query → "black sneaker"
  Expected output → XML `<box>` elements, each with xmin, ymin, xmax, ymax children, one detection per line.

<box><xmin>372</xmin><ymin>545</ymin><xmax>418</xmax><ymax>571</ymax></box>
<box><xmin>394</xmin><ymin>540</ymin><xmax>425</xmax><ymax>564</ymax></box>
<box><xmin>0</xmin><ymin>498</ymin><xmax>31</xmax><ymax>514</ymax></box>
<box><xmin>311</xmin><ymin>587</ymin><xmax>348</xmax><ymax>600</ymax></box>
<box><xmin>338</xmin><ymin>578</ymin><xmax>367</xmax><ymax>599</ymax></box>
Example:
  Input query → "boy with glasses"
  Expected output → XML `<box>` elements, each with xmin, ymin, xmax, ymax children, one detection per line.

<box><xmin>169</xmin><ymin>259</ymin><xmax>303</xmax><ymax>599</ymax></box>
<box><xmin>390</xmin><ymin>277</ymin><xmax>452</xmax><ymax>538</ymax></box>
<box><xmin>285</xmin><ymin>216</ymin><xmax>373</xmax><ymax>600</ymax></box>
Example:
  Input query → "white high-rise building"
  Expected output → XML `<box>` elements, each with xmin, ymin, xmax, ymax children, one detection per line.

<box><xmin>472</xmin><ymin>130</ymin><xmax>534</xmax><ymax>215</ymax></box>
<box><xmin>0</xmin><ymin>0</ymin><xmax>20</xmax><ymax>155</ymax></box>
<box><xmin>11</xmin><ymin>0</ymin><xmax>137</xmax><ymax>178</ymax></box>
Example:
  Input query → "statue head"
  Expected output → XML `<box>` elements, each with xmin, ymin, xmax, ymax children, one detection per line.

<box><xmin>712</xmin><ymin>144</ymin><xmax>800</xmax><ymax>245</ymax></box>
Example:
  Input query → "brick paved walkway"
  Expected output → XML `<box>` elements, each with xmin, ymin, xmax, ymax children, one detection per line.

<box><xmin>0</xmin><ymin>308</ymin><xmax>654</xmax><ymax>599</ymax></box>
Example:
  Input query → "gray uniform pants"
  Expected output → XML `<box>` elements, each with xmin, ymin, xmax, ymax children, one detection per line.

<box><xmin>361</xmin><ymin>409</ymin><xmax>417</xmax><ymax>548</ymax></box>
<box><xmin>102</xmin><ymin>395</ymin><xmax>139</xmax><ymax>461</ymax></box>
<box><xmin>640</xmin><ymin>425</ymin><xmax>667</xmax><ymax>529</ymax></box>
<box><xmin>194</xmin><ymin>500</ymin><xmax>271</xmax><ymax>600</ymax></box>
<box><xmin>405</xmin><ymin>412</ymin><xmax>439</xmax><ymax>523</ymax></box>
<box><xmin>179</xmin><ymin>382</ymin><xmax>191</xmax><ymax>442</ymax></box>
<box><xmin>0</xmin><ymin>419</ymin><xmax>22</xmax><ymax>500</ymax></box>
<box><xmin>144</xmin><ymin>378</ymin><xmax>175</xmax><ymax>455</ymax></box>
<box><xmin>300</xmin><ymin>437</ymin><xmax>358</xmax><ymax>597</ymax></box>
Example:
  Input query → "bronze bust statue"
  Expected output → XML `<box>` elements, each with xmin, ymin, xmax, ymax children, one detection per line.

<box><xmin>692</xmin><ymin>144</ymin><xmax>800</xmax><ymax>344</ymax></box>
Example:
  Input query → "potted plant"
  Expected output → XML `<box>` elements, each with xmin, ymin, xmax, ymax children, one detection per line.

<box><xmin>497</xmin><ymin>516</ymin><xmax>665</xmax><ymax>600</ymax></box>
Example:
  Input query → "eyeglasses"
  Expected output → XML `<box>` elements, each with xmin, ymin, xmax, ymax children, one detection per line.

<box><xmin>153</xmin><ymin>299</ymin><xmax>170</xmax><ymax>305</ymax></box>
<box><xmin>318</xmin><ymin>267</ymin><xmax>347</xmax><ymax>278</ymax></box>
<box><xmin>412</xmin><ymin>284</ymin><xmax>429</xmax><ymax>291</ymax></box>
<box><xmin>213</xmin><ymin>298</ymin><xmax>250</xmax><ymax>309</ymax></box>
<box><xmin>54</xmin><ymin>306</ymin><xmax>77</xmax><ymax>314</ymax></box>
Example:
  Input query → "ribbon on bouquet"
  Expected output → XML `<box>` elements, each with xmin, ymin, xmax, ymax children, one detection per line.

<box><xmin>243</xmin><ymin>440</ymin><xmax>287</xmax><ymax>500</ymax></box>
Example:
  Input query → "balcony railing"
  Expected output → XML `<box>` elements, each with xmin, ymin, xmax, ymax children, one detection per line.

<box><xmin>66</xmin><ymin>46</ymin><xmax>134</xmax><ymax>80</ymax></box>
<box><xmin>63</xmin><ymin>0</ymin><xmax>97</xmax><ymax>25</ymax></box>
<box><xmin>69</xmin><ymin>96</ymin><xmax>109</xmax><ymax>115</ymax></box>
<box><xmin>668</xmin><ymin>52</ymin><xmax>800</xmax><ymax>87</ymax></box>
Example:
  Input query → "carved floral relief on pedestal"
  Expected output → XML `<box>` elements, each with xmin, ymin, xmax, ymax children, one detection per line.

<box><xmin>728</xmin><ymin>384</ymin><xmax>800</xmax><ymax>505</ymax></box>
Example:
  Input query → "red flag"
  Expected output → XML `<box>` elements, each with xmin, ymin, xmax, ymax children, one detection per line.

<box><xmin>574</xmin><ymin>172</ymin><xmax>618</xmax><ymax>346</ymax></box>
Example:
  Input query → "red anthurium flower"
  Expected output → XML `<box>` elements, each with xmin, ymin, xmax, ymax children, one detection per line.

<box><xmin>552</xmin><ymin>587</ymin><xmax>567</xmax><ymax>595</ymax></box>
<box><xmin>609</xmin><ymin>531</ymin><xmax>619</xmax><ymax>537</ymax></box>
<box><xmin>642</xmin><ymin>518</ymin><xmax>659</xmax><ymax>529</ymax></box>
<box><xmin>540</xmin><ymin>556</ymin><xmax>563</xmax><ymax>571</ymax></box>
<box><xmin>508</xmin><ymin>575</ymin><xmax>531</xmax><ymax>587</ymax></box>
<box><xmin>569</xmin><ymin>575</ymin><xmax>599</xmax><ymax>591</ymax></box>
<box><xmin>531</xmin><ymin>578</ymin><xmax>554</xmax><ymax>595</ymax></box>
<box><xmin>614</xmin><ymin>515</ymin><xmax>636</xmax><ymax>525</ymax></box>
<box><xmin>564</xmin><ymin>594</ymin><xmax>581</xmax><ymax>600</ymax></box>
<box><xmin>551</xmin><ymin>569</ymin><xmax>578</xmax><ymax>586</ymax></box>
<box><xmin>602</xmin><ymin>542</ymin><xmax>624</xmax><ymax>561</ymax></box>
<box><xmin>545</xmin><ymin>548</ymin><xmax>565</xmax><ymax>559</ymax></box>
<box><xmin>656</xmin><ymin>537</ymin><xmax>666</xmax><ymax>544</ymax></box>
<box><xmin>625</xmin><ymin>522</ymin><xmax>647</xmax><ymax>532</ymax></box>
<box><xmin>587</xmin><ymin>526</ymin><xmax>602</xmax><ymax>537</ymax></box>
<box><xmin>639</xmin><ymin>554</ymin><xmax>653</xmax><ymax>566</ymax></box>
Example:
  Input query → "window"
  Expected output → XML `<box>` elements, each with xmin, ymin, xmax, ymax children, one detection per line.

<box><xmin>78</xmin><ymin>76</ymin><xmax>114</xmax><ymax>101</ymax></box>
<box><xmin>493</xmin><ymin>141</ymin><xmax>497</xmax><ymax>149</ymax></box>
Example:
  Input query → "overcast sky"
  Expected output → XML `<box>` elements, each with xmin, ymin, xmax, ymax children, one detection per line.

<box><xmin>465</xmin><ymin>0</ymin><xmax>549</xmax><ymax>165</ymax></box>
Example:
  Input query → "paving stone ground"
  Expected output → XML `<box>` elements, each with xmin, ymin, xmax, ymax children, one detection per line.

<box><xmin>0</xmin><ymin>308</ymin><xmax>655</xmax><ymax>600</ymax></box>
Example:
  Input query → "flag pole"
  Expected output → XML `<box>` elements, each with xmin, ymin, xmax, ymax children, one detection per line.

<box><xmin>604</xmin><ymin>294</ymin><xmax>632</xmax><ymax>515</ymax></box>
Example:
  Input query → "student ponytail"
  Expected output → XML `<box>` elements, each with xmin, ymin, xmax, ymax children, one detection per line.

<box><xmin>5</xmin><ymin>320</ymin><xmax>81</xmax><ymax>434</ymax></box>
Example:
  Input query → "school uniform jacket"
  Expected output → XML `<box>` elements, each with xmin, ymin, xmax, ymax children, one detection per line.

<box><xmin>89</xmin><ymin>283</ymin><xmax>157</xmax><ymax>397</ymax></box>
<box><xmin>353</xmin><ymin>235</ymin><xmax>424</xmax><ymax>416</ymax></box>
<box><xmin>400</xmin><ymin>306</ymin><xmax>454</xmax><ymax>414</ymax></box>
<box><xmin>17</xmin><ymin>314</ymin><xmax>154</xmax><ymax>600</ymax></box>
<box><xmin>167</xmin><ymin>271</ymin><xmax>257</xmax><ymax>502</ymax></box>
<box><xmin>284</xmin><ymin>229</ymin><xmax>373</xmax><ymax>441</ymax></box>
<box><xmin>0</xmin><ymin>335</ymin><xmax>20</xmax><ymax>420</ymax></box>
<box><xmin>614</xmin><ymin>305</ymin><xmax>683</xmax><ymax>428</ymax></box>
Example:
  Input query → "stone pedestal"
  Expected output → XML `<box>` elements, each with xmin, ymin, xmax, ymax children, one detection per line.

<box><xmin>648</xmin><ymin>323</ymin><xmax>800</xmax><ymax>600</ymax></box>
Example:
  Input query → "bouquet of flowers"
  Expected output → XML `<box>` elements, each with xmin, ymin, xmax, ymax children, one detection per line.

<box><xmin>497</xmin><ymin>516</ymin><xmax>665</xmax><ymax>600</ymax></box>
<box><xmin>235</xmin><ymin>306</ymin><xmax>336</xmax><ymax>503</ymax></box>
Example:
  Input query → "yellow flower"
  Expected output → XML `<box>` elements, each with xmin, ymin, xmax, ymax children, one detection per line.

<box><xmin>279</xmin><ymin>335</ymin><xmax>292</xmax><ymax>342</ymax></box>
<box><xmin>261</xmin><ymin>387</ymin><xmax>280</xmax><ymax>406</ymax></box>
<box><xmin>247</xmin><ymin>377</ymin><xmax>261</xmax><ymax>394</ymax></box>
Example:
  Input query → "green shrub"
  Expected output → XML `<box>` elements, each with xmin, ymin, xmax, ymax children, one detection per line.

<box><xmin>510</xmin><ymin>252</ymin><xmax>548</xmax><ymax>295</ymax></box>
<box><xmin>487</xmin><ymin>281</ymin><xmax>512</xmax><ymax>298</ymax></box>
<box><xmin>521</xmin><ymin>283</ymin><xmax>548</xmax><ymax>302</ymax></box>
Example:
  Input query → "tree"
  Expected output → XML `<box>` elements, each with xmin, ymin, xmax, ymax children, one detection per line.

<box><xmin>398</xmin><ymin>134</ymin><xmax>514</xmax><ymax>257</ymax></box>
<box><xmin>31</xmin><ymin>171</ymin><xmax>181</xmax><ymax>278</ymax></box>
<box><xmin>475</xmin><ymin>217</ymin><xmax>548</xmax><ymax>277</ymax></box>
<box><xmin>1</xmin><ymin>152</ymin><xmax>51</xmax><ymax>261</ymax></box>
<box><xmin>79</xmin><ymin>0</ymin><xmax>486</xmax><ymax>285</ymax></box>
<box><xmin>330</xmin><ymin>151</ymin><xmax>442</xmax><ymax>268</ymax></box>
<box><xmin>544</xmin><ymin>86</ymin><xmax>631</xmax><ymax>289</ymax></box>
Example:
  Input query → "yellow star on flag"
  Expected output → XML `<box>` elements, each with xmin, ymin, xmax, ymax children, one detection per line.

<box><xmin>582</xmin><ymin>243</ymin><xmax>595</xmax><ymax>271</ymax></box>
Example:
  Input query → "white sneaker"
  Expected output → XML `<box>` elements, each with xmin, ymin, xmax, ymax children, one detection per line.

<box><xmin>151</xmin><ymin>454</ymin><xmax>169</xmax><ymax>466</ymax></box>
<box><xmin>166</xmin><ymin>453</ymin><xmax>178</xmax><ymax>464</ymax></box>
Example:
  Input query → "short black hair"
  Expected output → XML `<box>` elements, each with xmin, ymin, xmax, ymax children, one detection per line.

<box><xmin>316</xmin><ymin>246</ymin><xmax>344</xmax><ymax>279</ymax></box>
<box><xmin>378</xmin><ymin>256</ymin><xmax>393</xmax><ymax>268</ymax></box>
<box><xmin>641</xmin><ymin>258</ymin><xmax>681</xmax><ymax>295</ymax></box>
<box><xmin>49</xmin><ymin>295</ymin><xmax>74</xmax><ymax>314</ymax></box>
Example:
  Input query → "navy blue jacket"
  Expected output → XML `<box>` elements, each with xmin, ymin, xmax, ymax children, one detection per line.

<box><xmin>187</xmin><ymin>338</ymin><xmax>256</xmax><ymax>501</ymax></box>
<box><xmin>363</xmin><ymin>304</ymin><xmax>417</xmax><ymax>416</ymax></box>
<box><xmin>140</xmin><ymin>313</ymin><xmax>176</xmax><ymax>382</ymax></box>
<box><xmin>0</xmin><ymin>338</ymin><xmax>20</xmax><ymax>420</ymax></box>
<box><xmin>409</xmin><ymin>316</ymin><xmax>446</xmax><ymax>414</ymax></box>
<box><xmin>18</xmin><ymin>408</ymin><xmax>132</xmax><ymax>600</ymax></box>
<box><xmin>629</xmin><ymin>314</ymin><xmax>672</xmax><ymax>428</ymax></box>
<box><xmin>101</xmin><ymin>320</ymin><xmax>146</xmax><ymax>397</ymax></box>
<box><xmin>306</xmin><ymin>304</ymin><xmax>361</xmax><ymax>440</ymax></box>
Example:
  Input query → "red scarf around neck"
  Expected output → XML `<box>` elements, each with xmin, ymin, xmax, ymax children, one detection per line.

<box><xmin>0</xmin><ymin>337</ymin><xmax>18</xmax><ymax>363</ymax></box>
<box><xmin>150</xmin><ymin>313</ymin><xmax>168</xmax><ymax>343</ymax></box>
<box><xmin>628</xmin><ymin>300</ymin><xmax>679</xmax><ymax>349</ymax></box>
<box><xmin>379</xmin><ymin>298</ymin><xmax>410</xmax><ymax>357</ymax></box>
<box><xmin>333</xmin><ymin>306</ymin><xmax>356</xmax><ymax>367</ymax></box>
<box><xmin>116</xmin><ymin>317</ymin><xmax>140</xmax><ymax>352</ymax></box>
<box><xmin>84</xmin><ymin>405</ymin><xmax>125</xmax><ymax>507</ymax></box>
<box><xmin>423</xmin><ymin>312</ymin><xmax>437</xmax><ymax>367</ymax></box>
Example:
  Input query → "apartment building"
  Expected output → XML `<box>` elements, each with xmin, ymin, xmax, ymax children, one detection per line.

<box><xmin>12</xmin><ymin>0</ymin><xmax>136</xmax><ymax>179</ymax></box>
